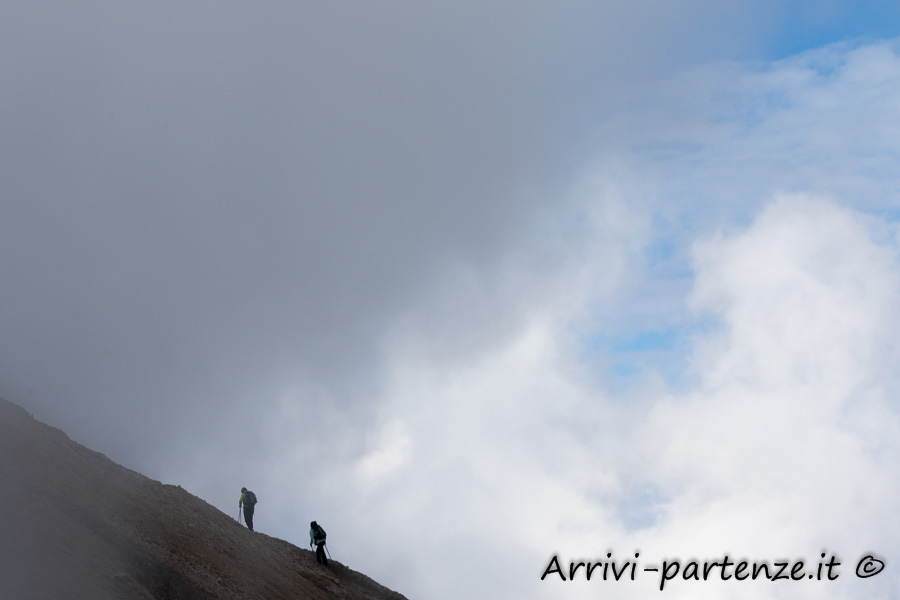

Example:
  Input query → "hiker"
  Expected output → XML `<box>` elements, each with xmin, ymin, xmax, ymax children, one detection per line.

<box><xmin>239</xmin><ymin>487</ymin><xmax>257</xmax><ymax>531</ymax></box>
<box><xmin>309</xmin><ymin>521</ymin><xmax>328</xmax><ymax>565</ymax></box>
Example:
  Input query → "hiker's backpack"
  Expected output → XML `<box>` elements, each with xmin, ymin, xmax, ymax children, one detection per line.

<box><xmin>245</xmin><ymin>491</ymin><xmax>258</xmax><ymax>506</ymax></box>
<box><xmin>312</xmin><ymin>523</ymin><xmax>326</xmax><ymax>541</ymax></box>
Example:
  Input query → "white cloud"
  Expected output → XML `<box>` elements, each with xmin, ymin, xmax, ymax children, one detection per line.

<box><xmin>269</xmin><ymin>32</ymin><xmax>900</xmax><ymax>592</ymax></box>
<box><xmin>622</xmin><ymin>196</ymin><xmax>900</xmax><ymax>599</ymax></box>
<box><xmin>355</xmin><ymin>420</ymin><xmax>412</xmax><ymax>483</ymax></box>
<box><xmin>251</xmin><ymin>37</ymin><xmax>900</xmax><ymax>596</ymax></box>
<box><xmin>595</xmin><ymin>39</ymin><xmax>900</xmax><ymax>231</ymax></box>
<box><xmin>328</xmin><ymin>195</ymin><xmax>900</xmax><ymax>600</ymax></box>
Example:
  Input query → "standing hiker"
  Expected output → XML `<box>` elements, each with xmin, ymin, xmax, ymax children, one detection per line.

<box><xmin>309</xmin><ymin>521</ymin><xmax>328</xmax><ymax>565</ymax></box>
<box><xmin>239</xmin><ymin>487</ymin><xmax>257</xmax><ymax>531</ymax></box>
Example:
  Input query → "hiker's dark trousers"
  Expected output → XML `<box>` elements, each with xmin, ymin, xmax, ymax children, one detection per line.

<box><xmin>316</xmin><ymin>542</ymin><xmax>328</xmax><ymax>565</ymax></box>
<box><xmin>243</xmin><ymin>505</ymin><xmax>254</xmax><ymax>531</ymax></box>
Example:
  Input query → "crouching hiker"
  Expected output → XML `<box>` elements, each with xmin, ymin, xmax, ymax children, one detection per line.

<box><xmin>239</xmin><ymin>487</ymin><xmax>258</xmax><ymax>531</ymax></box>
<box><xmin>309</xmin><ymin>521</ymin><xmax>328</xmax><ymax>565</ymax></box>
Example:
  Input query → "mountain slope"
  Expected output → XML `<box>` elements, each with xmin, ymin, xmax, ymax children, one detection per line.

<box><xmin>0</xmin><ymin>397</ymin><xmax>408</xmax><ymax>600</ymax></box>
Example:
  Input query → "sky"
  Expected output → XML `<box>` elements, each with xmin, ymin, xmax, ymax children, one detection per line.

<box><xmin>2</xmin><ymin>2</ymin><xmax>900</xmax><ymax>599</ymax></box>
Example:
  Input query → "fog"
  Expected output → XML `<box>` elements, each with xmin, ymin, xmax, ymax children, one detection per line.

<box><xmin>3</xmin><ymin>3</ymin><xmax>900</xmax><ymax>599</ymax></box>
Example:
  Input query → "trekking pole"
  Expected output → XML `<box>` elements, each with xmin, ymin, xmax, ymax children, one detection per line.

<box><xmin>325</xmin><ymin>545</ymin><xmax>332</xmax><ymax>560</ymax></box>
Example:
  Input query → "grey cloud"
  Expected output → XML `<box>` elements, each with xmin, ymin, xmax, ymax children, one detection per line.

<box><xmin>0</xmin><ymin>1</ymin><xmax>780</xmax><ymax>466</ymax></box>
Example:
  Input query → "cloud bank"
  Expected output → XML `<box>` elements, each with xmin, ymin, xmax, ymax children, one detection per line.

<box><xmin>272</xmin><ymin>41</ymin><xmax>900</xmax><ymax>599</ymax></box>
<box><xmin>306</xmin><ymin>195</ymin><xmax>900</xmax><ymax>599</ymax></box>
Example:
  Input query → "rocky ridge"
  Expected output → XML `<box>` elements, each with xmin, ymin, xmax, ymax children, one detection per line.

<box><xmin>0</xmin><ymin>397</ymin><xmax>408</xmax><ymax>600</ymax></box>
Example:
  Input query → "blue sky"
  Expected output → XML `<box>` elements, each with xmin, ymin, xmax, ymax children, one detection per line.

<box><xmin>765</xmin><ymin>1</ymin><xmax>900</xmax><ymax>58</ymax></box>
<box><xmin>2</xmin><ymin>3</ymin><xmax>900</xmax><ymax>600</ymax></box>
